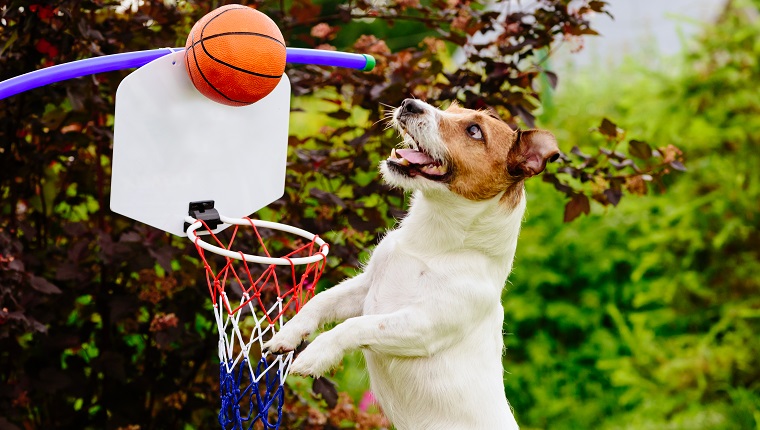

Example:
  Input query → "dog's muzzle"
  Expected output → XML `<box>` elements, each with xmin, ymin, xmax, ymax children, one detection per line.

<box><xmin>387</xmin><ymin>99</ymin><xmax>450</xmax><ymax>181</ymax></box>
<box><xmin>396</xmin><ymin>99</ymin><xmax>425</xmax><ymax>125</ymax></box>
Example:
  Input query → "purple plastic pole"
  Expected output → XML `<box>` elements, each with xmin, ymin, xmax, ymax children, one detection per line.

<box><xmin>0</xmin><ymin>48</ymin><xmax>374</xmax><ymax>101</ymax></box>
<box><xmin>286</xmin><ymin>48</ymin><xmax>374</xmax><ymax>71</ymax></box>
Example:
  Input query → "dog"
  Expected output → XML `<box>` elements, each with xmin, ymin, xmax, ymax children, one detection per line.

<box><xmin>264</xmin><ymin>99</ymin><xmax>559</xmax><ymax>429</ymax></box>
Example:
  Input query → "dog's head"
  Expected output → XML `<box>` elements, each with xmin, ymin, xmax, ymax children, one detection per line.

<box><xmin>382</xmin><ymin>99</ymin><xmax>559</xmax><ymax>203</ymax></box>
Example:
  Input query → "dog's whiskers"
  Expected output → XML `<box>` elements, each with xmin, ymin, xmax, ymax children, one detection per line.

<box><xmin>373</xmin><ymin>113</ymin><xmax>396</xmax><ymax>129</ymax></box>
<box><xmin>372</xmin><ymin>117</ymin><xmax>388</xmax><ymax>128</ymax></box>
<box><xmin>375</xmin><ymin>108</ymin><xmax>398</xmax><ymax>130</ymax></box>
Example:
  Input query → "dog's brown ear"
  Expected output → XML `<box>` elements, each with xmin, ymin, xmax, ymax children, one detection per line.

<box><xmin>508</xmin><ymin>130</ymin><xmax>560</xmax><ymax>178</ymax></box>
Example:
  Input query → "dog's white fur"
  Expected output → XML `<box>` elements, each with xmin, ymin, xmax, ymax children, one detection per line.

<box><xmin>264</xmin><ymin>100</ymin><xmax>558</xmax><ymax>429</ymax></box>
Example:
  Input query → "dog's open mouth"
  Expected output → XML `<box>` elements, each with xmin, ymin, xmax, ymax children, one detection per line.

<box><xmin>387</xmin><ymin>148</ymin><xmax>450</xmax><ymax>181</ymax></box>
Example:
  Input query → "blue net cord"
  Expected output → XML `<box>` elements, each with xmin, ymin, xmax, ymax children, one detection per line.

<box><xmin>218</xmin><ymin>356</ymin><xmax>285</xmax><ymax>430</ymax></box>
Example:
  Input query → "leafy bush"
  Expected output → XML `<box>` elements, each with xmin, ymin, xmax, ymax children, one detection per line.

<box><xmin>505</xmin><ymin>1</ymin><xmax>760</xmax><ymax>428</ymax></box>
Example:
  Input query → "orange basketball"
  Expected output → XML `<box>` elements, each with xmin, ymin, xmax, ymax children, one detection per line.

<box><xmin>184</xmin><ymin>5</ymin><xmax>286</xmax><ymax>106</ymax></box>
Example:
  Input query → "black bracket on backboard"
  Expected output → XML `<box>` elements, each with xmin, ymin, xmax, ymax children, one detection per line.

<box><xmin>183</xmin><ymin>200</ymin><xmax>221</xmax><ymax>233</ymax></box>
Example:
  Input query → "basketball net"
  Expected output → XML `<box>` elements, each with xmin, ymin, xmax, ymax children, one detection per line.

<box><xmin>188</xmin><ymin>217</ymin><xmax>328</xmax><ymax>430</ymax></box>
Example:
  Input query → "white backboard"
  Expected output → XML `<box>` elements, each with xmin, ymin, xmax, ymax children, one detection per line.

<box><xmin>111</xmin><ymin>50</ymin><xmax>290</xmax><ymax>236</ymax></box>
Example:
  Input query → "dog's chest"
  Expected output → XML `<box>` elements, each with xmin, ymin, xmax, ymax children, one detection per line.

<box><xmin>360</xmin><ymin>230</ymin><xmax>506</xmax><ymax>318</ymax></box>
<box><xmin>361</xmin><ymin>234</ymin><xmax>434</xmax><ymax>315</ymax></box>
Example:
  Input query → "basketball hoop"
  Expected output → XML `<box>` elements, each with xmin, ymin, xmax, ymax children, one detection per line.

<box><xmin>185</xmin><ymin>208</ymin><xmax>329</xmax><ymax>430</ymax></box>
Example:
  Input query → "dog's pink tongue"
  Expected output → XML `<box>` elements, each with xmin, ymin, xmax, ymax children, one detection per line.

<box><xmin>396</xmin><ymin>149</ymin><xmax>435</xmax><ymax>165</ymax></box>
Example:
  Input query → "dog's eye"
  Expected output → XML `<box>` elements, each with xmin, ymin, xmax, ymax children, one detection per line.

<box><xmin>466</xmin><ymin>124</ymin><xmax>484</xmax><ymax>141</ymax></box>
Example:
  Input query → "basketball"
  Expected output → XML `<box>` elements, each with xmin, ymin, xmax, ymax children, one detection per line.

<box><xmin>184</xmin><ymin>5</ymin><xmax>286</xmax><ymax>106</ymax></box>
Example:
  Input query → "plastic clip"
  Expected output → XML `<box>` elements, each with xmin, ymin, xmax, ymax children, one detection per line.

<box><xmin>184</xmin><ymin>200</ymin><xmax>221</xmax><ymax>232</ymax></box>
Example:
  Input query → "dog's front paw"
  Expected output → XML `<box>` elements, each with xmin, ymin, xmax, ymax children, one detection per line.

<box><xmin>288</xmin><ymin>332</ymin><xmax>344</xmax><ymax>377</ymax></box>
<box><xmin>263</xmin><ymin>317</ymin><xmax>315</xmax><ymax>355</ymax></box>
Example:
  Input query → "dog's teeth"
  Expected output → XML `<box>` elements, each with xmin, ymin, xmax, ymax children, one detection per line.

<box><xmin>420</xmin><ymin>164</ymin><xmax>447</xmax><ymax>175</ymax></box>
<box><xmin>389</xmin><ymin>148</ymin><xmax>409</xmax><ymax>165</ymax></box>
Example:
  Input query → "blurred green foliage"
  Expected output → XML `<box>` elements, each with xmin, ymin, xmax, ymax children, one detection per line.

<box><xmin>498</xmin><ymin>1</ymin><xmax>760</xmax><ymax>428</ymax></box>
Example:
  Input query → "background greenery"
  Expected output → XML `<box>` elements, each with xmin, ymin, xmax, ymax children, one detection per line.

<box><xmin>1</xmin><ymin>0</ymin><xmax>758</xmax><ymax>429</ymax></box>
<box><xmin>505</xmin><ymin>3</ymin><xmax>760</xmax><ymax>428</ymax></box>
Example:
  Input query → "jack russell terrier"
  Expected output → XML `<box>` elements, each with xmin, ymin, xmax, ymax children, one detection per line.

<box><xmin>264</xmin><ymin>99</ymin><xmax>559</xmax><ymax>429</ymax></box>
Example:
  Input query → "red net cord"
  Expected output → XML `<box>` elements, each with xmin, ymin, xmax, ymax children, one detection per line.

<box><xmin>192</xmin><ymin>217</ymin><xmax>327</xmax><ymax>324</ymax></box>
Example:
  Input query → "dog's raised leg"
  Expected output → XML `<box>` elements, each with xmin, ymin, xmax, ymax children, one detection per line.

<box><xmin>263</xmin><ymin>273</ymin><xmax>369</xmax><ymax>354</ymax></box>
<box><xmin>286</xmin><ymin>292</ymin><xmax>482</xmax><ymax>376</ymax></box>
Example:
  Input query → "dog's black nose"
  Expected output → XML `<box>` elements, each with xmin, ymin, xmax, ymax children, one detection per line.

<box><xmin>400</xmin><ymin>99</ymin><xmax>424</xmax><ymax>114</ymax></box>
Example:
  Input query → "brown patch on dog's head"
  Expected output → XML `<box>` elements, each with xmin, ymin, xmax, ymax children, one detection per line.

<box><xmin>439</xmin><ymin>105</ymin><xmax>559</xmax><ymax>204</ymax></box>
<box><xmin>438</xmin><ymin>105</ymin><xmax>518</xmax><ymax>201</ymax></box>
<box><xmin>385</xmin><ymin>99</ymin><xmax>559</xmax><ymax>208</ymax></box>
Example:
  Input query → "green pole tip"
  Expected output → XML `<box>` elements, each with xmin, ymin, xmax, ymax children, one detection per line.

<box><xmin>361</xmin><ymin>54</ymin><xmax>376</xmax><ymax>72</ymax></box>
